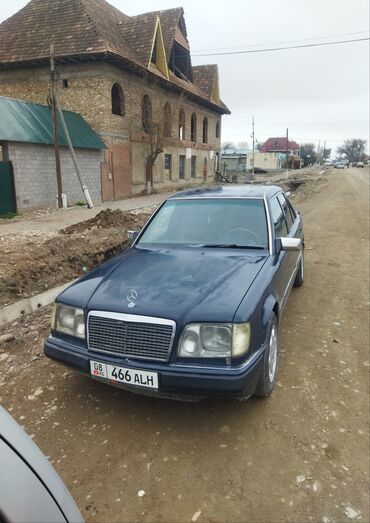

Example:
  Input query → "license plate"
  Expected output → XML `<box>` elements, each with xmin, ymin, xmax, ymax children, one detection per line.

<box><xmin>90</xmin><ymin>361</ymin><xmax>158</xmax><ymax>389</ymax></box>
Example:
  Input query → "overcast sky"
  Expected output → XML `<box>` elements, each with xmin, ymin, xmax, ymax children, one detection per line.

<box><xmin>1</xmin><ymin>0</ymin><xmax>369</xmax><ymax>154</ymax></box>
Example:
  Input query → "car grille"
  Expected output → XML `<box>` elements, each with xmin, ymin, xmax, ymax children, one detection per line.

<box><xmin>87</xmin><ymin>313</ymin><xmax>175</xmax><ymax>362</ymax></box>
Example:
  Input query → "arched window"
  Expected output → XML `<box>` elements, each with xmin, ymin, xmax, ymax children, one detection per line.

<box><xmin>111</xmin><ymin>83</ymin><xmax>125</xmax><ymax>116</ymax></box>
<box><xmin>178</xmin><ymin>109</ymin><xmax>186</xmax><ymax>140</ymax></box>
<box><xmin>191</xmin><ymin>113</ymin><xmax>197</xmax><ymax>142</ymax></box>
<box><xmin>142</xmin><ymin>95</ymin><xmax>152</xmax><ymax>133</ymax></box>
<box><xmin>202</xmin><ymin>117</ymin><xmax>208</xmax><ymax>144</ymax></box>
<box><xmin>163</xmin><ymin>103</ymin><xmax>172</xmax><ymax>137</ymax></box>
<box><xmin>216</xmin><ymin>121</ymin><xmax>220</xmax><ymax>139</ymax></box>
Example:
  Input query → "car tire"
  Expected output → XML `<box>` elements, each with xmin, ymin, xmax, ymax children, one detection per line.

<box><xmin>293</xmin><ymin>251</ymin><xmax>304</xmax><ymax>287</ymax></box>
<box><xmin>254</xmin><ymin>313</ymin><xmax>278</xmax><ymax>398</ymax></box>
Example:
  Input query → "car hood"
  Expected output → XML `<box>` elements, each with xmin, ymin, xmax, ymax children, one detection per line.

<box><xmin>60</xmin><ymin>246</ymin><xmax>268</xmax><ymax>324</ymax></box>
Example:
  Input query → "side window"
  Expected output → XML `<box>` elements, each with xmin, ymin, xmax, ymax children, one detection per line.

<box><xmin>287</xmin><ymin>199</ymin><xmax>297</xmax><ymax>222</ymax></box>
<box><xmin>277</xmin><ymin>193</ymin><xmax>293</xmax><ymax>232</ymax></box>
<box><xmin>270</xmin><ymin>197</ymin><xmax>288</xmax><ymax>238</ymax></box>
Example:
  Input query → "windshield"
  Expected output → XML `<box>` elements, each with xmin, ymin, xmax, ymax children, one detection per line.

<box><xmin>137</xmin><ymin>198</ymin><xmax>268</xmax><ymax>249</ymax></box>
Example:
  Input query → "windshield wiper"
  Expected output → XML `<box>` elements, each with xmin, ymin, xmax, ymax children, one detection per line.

<box><xmin>200</xmin><ymin>244</ymin><xmax>265</xmax><ymax>250</ymax></box>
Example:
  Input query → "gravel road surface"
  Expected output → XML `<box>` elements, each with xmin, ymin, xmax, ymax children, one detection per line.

<box><xmin>0</xmin><ymin>167</ymin><xmax>368</xmax><ymax>523</ymax></box>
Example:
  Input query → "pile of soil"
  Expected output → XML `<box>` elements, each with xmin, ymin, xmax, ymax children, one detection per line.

<box><xmin>61</xmin><ymin>208</ymin><xmax>150</xmax><ymax>235</ymax></box>
<box><xmin>0</xmin><ymin>209</ymin><xmax>152</xmax><ymax>308</ymax></box>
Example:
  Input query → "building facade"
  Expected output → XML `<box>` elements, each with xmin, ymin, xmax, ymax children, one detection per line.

<box><xmin>0</xmin><ymin>0</ymin><xmax>230</xmax><ymax>201</ymax></box>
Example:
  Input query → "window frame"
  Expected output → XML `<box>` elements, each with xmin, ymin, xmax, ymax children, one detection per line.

<box><xmin>202</xmin><ymin>117</ymin><xmax>208</xmax><ymax>144</ymax></box>
<box><xmin>142</xmin><ymin>95</ymin><xmax>152</xmax><ymax>133</ymax></box>
<box><xmin>190</xmin><ymin>113</ymin><xmax>197</xmax><ymax>142</ymax></box>
<box><xmin>269</xmin><ymin>195</ymin><xmax>288</xmax><ymax>238</ymax></box>
<box><xmin>179</xmin><ymin>154</ymin><xmax>186</xmax><ymax>179</ymax></box>
<box><xmin>277</xmin><ymin>193</ymin><xmax>293</xmax><ymax>232</ymax></box>
<box><xmin>111</xmin><ymin>83</ymin><xmax>125</xmax><ymax>116</ymax></box>
<box><xmin>178</xmin><ymin>109</ymin><xmax>186</xmax><ymax>140</ymax></box>
<box><xmin>163</xmin><ymin>103</ymin><xmax>172</xmax><ymax>138</ymax></box>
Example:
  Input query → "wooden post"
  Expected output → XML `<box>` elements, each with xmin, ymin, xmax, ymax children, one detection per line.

<box><xmin>50</xmin><ymin>45</ymin><xmax>63</xmax><ymax>208</ymax></box>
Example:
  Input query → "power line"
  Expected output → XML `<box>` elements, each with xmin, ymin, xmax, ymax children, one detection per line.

<box><xmin>193</xmin><ymin>37</ymin><xmax>370</xmax><ymax>57</ymax></box>
<box><xmin>192</xmin><ymin>30</ymin><xmax>369</xmax><ymax>53</ymax></box>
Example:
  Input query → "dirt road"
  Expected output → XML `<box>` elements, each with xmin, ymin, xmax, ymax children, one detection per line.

<box><xmin>0</xmin><ymin>168</ymin><xmax>368</xmax><ymax>523</ymax></box>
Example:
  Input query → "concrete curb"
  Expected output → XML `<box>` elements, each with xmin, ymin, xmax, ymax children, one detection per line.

<box><xmin>0</xmin><ymin>279</ymin><xmax>76</xmax><ymax>327</ymax></box>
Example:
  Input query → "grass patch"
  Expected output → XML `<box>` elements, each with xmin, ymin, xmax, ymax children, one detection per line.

<box><xmin>0</xmin><ymin>212</ymin><xmax>18</xmax><ymax>219</ymax></box>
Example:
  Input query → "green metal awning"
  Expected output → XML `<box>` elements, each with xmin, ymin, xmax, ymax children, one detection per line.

<box><xmin>0</xmin><ymin>96</ymin><xmax>105</xmax><ymax>150</ymax></box>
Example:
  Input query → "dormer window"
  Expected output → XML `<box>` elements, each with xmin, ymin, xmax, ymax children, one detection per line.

<box><xmin>169</xmin><ymin>42</ymin><xmax>192</xmax><ymax>81</ymax></box>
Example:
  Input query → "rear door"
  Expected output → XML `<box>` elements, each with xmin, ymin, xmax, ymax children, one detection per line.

<box><xmin>277</xmin><ymin>193</ymin><xmax>301</xmax><ymax>276</ymax></box>
<box><xmin>269</xmin><ymin>195</ymin><xmax>289</xmax><ymax>305</ymax></box>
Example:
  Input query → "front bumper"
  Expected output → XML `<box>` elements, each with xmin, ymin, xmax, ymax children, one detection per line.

<box><xmin>44</xmin><ymin>336</ymin><xmax>264</xmax><ymax>399</ymax></box>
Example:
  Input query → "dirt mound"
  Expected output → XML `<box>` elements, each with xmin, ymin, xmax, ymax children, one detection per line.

<box><xmin>0</xmin><ymin>208</ymin><xmax>153</xmax><ymax>307</ymax></box>
<box><xmin>61</xmin><ymin>209</ymin><xmax>148</xmax><ymax>235</ymax></box>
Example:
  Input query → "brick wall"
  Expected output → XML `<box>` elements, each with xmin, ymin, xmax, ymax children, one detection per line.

<box><xmin>7</xmin><ymin>142</ymin><xmax>103</xmax><ymax>209</ymax></box>
<box><xmin>0</xmin><ymin>62</ymin><xmax>223</xmax><ymax>193</ymax></box>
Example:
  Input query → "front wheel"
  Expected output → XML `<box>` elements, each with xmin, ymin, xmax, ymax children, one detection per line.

<box><xmin>293</xmin><ymin>251</ymin><xmax>304</xmax><ymax>287</ymax></box>
<box><xmin>254</xmin><ymin>313</ymin><xmax>278</xmax><ymax>398</ymax></box>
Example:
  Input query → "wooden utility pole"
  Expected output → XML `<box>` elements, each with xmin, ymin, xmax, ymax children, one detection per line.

<box><xmin>317</xmin><ymin>140</ymin><xmax>321</xmax><ymax>165</ymax></box>
<box><xmin>286</xmin><ymin>128</ymin><xmax>289</xmax><ymax>168</ymax></box>
<box><xmin>54</xmin><ymin>91</ymin><xmax>94</xmax><ymax>209</ymax></box>
<box><xmin>50</xmin><ymin>45</ymin><xmax>63</xmax><ymax>208</ymax></box>
<box><xmin>251</xmin><ymin>116</ymin><xmax>255</xmax><ymax>176</ymax></box>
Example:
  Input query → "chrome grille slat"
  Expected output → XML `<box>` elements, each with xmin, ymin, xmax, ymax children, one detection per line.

<box><xmin>87</xmin><ymin>312</ymin><xmax>175</xmax><ymax>362</ymax></box>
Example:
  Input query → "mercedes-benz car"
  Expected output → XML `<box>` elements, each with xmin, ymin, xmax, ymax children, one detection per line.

<box><xmin>44</xmin><ymin>185</ymin><xmax>304</xmax><ymax>400</ymax></box>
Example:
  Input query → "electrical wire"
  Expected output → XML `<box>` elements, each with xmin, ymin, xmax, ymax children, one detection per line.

<box><xmin>192</xmin><ymin>37</ymin><xmax>370</xmax><ymax>57</ymax></box>
<box><xmin>192</xmin><ymin>30</ymin><xmax>369</xmax><ymax>53</ymax></box>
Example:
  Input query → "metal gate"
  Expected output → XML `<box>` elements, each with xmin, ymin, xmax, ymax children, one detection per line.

<box><xmin>0</xmin><ymin>161</ymin><xmax>16</xmax><ymax>215</ymax></box>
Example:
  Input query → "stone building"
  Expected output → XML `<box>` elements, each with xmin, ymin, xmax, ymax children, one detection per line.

<box><xmin>0</xmin><ymin>0</ymin><xmax>230</xmax><ymax>201</ymax></box>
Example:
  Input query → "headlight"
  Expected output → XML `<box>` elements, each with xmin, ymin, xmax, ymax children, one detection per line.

<box><xmin>52</xmin><ymin>303</ymin><xmax>85</xmax><ymax>339</ymax></box>
<box><xmin>178</xmin><ymin>322</ymin><xmax>251</xmax><ymax>358</ymax></box>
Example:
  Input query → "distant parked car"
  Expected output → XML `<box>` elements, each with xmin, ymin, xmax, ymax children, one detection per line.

<box><xmin>0</xmin><ymin>406</ymin><xmax>83</xmax><ymax>522</ymax></box>
<box><xmin>252</xmin><ymin>167</ymin><xmax>268</xmax><ymax>174</ymax></box>
<box><xmin>335</xmin><ymin>163</ymin><xmax>345</xmax><ymax>169</ymax></box>
<box><xmin>356</xmin><ymin>162</ymin><xmax>364</xmax><ymax>168</ymax></box>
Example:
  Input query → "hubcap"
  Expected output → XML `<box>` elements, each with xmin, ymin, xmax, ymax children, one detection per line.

<box><xmin>268</xmin><ymin>325</ymin><xmax>278</xmax><ymax>382</ymax></box>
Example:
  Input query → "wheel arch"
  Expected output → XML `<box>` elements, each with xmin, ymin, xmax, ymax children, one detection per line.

<box><xmin>262</xmin><ymin>294</ymin><xmax>279</xmax><ymax>329</ymax></box>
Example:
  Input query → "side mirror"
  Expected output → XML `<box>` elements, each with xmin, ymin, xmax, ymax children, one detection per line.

<box><xmin>280</xmin><ymin>237</ymin><xmax>302</xmax><ymax>251</ymax></box>
<box><xmin>285</xmin><ymin>191</ymin><xmax>292</xmax><ymax>198</ymax></box>
<box><xmin>128</xmin><ymin>230</ymin><xmax>139</xmax><ymax>244</ymax></box>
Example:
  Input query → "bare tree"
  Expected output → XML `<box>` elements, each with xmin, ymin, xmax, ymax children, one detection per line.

<box><xmin>337</xmin><ymin>139</ymin><xmax>367</xmax><ymax>163</ymax></box>
<box><xmin>300</xmin><ymin>143</ymin><xmax>317</xmax><ymax>166</ymax></box>
<box><xmin>222</xmin><ymin>141</ymin><xmax>235</xmax><ymax>150</ymax></box>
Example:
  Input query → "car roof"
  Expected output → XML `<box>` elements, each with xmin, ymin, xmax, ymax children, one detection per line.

<box><xmin>168</xmin><ymin>184</ymin><xmax>283</xmax><ymax>200</ymax></box>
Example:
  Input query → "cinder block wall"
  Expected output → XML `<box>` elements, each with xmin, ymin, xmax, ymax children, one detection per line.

<box><xmin>7</xmin><ymin>142</ymin><xmax>103</xmax><ymax>209</ymax></box>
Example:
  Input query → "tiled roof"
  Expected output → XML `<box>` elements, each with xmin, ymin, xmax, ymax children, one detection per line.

<box><xmin>192</xmin><ymin>64</ymin><xmax>218</xmax><ymax>99</ymax></box>
<box><xmin>260</xmin><ymin>137</ymin><xmax>300</xmax><ymax>153</ymax></box>
<box><xmin>119</xmin><ymin>12</ymin><xmax>158</xmax><ymax>66</ymax></box>
<box><xmin>0</xmin><ymin>0</ymin><xmax>229</xmax><ymax>114</ymax></box>
<box><xmin>141</xmin><ymin>8</ymin><xmax>185</xmax><ymax>61</ymax></box>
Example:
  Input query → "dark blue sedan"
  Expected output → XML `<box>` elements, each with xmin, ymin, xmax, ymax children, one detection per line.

<box><xmin>44</xmin><ymin>185</ymin><xmax>304</xmax><ymax>400</ymax></box>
